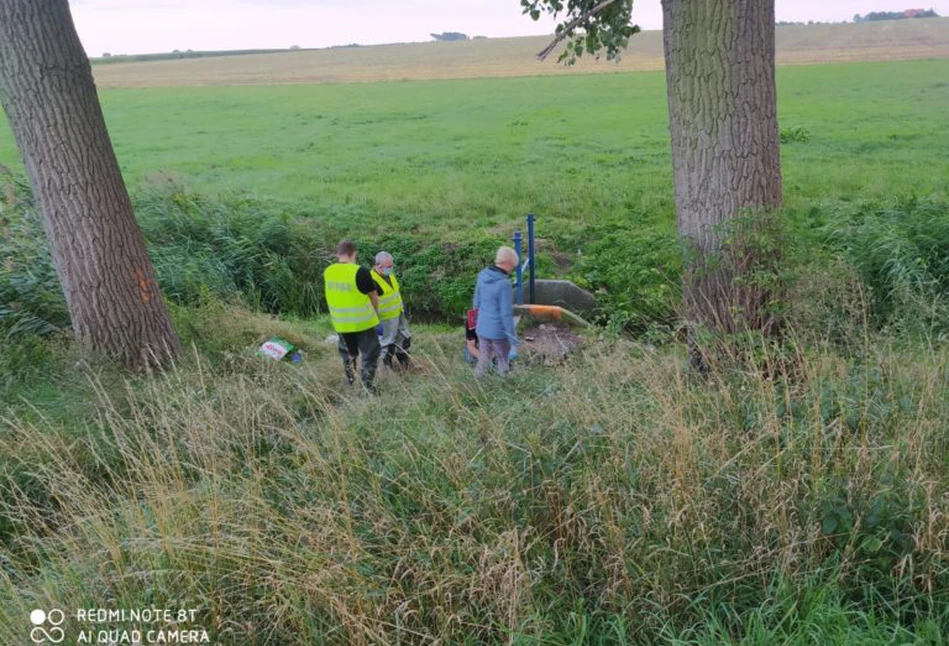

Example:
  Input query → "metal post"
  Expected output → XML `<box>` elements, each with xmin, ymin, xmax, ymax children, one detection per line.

<box><xmin>527</xmin><ymin>213</ymin><xmax>536</xmax><ymax>304</ymax></box>
<box><xmin>513</xmin><ymin>229</ymin><xmax>523</xmax><ymax>305</ymax></box>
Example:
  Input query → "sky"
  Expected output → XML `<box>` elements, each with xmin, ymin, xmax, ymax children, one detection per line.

<box><xmin>69</xmin><ymin>0</ymin><xmax>949</xmax><ymax>57</ymax></box>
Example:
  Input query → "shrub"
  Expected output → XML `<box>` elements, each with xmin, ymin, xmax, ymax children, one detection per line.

<box><xmin>0</xmin><ymin>184</ymin><xmax>69</xmax><ymax>340</ymax></box>
<box><xmin>819</xmin><ymin>196</ymin><xmax>949</xmax><ymax>332</ymax></box>
<box><xmin>785</xmin><ymin>255</ymin><xmax>872</xmax><ymax>351</ymax></box>
<box><xmin>7</xmin><ymin>175</ymin><xmax>947</xmax><ymax>352</ymax></box>
<box><xmin>136</xmin><ymin>190</ymin><xmax>327</xmax><ymax>316</ymax></box>
<box><xmin>781</xmin><ymin>126</ymin><xmax>811</xmax><ymax>143</ymax></box>
<box><xmin>570</xmin><ymin>227</ymin><xmax>680</xmax><ymax>333</ymax></box>
<box><xmin>1</xmin><ymin>182</ymin><xmax>522</xmax><ymax>335</ymax></box>
<box><xmin>136</xmin><ymin>189</ymin><xmax>510</xmax><ymax>322</ymax></box>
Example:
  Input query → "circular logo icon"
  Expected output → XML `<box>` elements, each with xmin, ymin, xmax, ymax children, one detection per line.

<box><xmin>30</xmin><ymin>608</ymin><xmax>65</xmax><ymax>644</ymax></box>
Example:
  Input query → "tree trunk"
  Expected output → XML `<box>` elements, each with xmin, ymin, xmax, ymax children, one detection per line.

<box><xmin>661</xmin><ymin>0</ymin><xmax>783</xmax><ymax>368</ymax></box>
<box><xmin>0</xmin><ymin>0</ymin><xmax>181</xmax><ymax>370</ymax></box>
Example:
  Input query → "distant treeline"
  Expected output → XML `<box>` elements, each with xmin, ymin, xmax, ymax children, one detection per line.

<box><xmin>777</xmin><ymin>21</ymin><xmax>847</xmax><ymax>26</ymax></box>
<box><xmin>430</xmin><ymin>32</ymin><xmax>469</xmax><ymax>42</ymax></box>
<box><xmin>854</xmin><ymin>8</ymin><xmax>940</xmax><ymax>22</ymax></box>
<box><xmin>776</xmin><ymin>9</ymin><xmax>940</xmax><ymax>27</ymax></box>
<box><xmin>92</xmin><ymin>48</ymin><xmax>307</xmax><ymax>64</ymax></box>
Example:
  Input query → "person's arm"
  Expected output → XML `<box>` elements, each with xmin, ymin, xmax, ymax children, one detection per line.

<box><xmin>500</xmin><ymin>281</ymin><xmax>518</xmax><ymax>346</ymax></box>
<box><xmin>356</xmin><ymin>266</ymin><xmax>381</xmax><ymax>316</ymax></box>
<box><xmin>473</xmin><ymin>278</ymin><xmax>481</xmax><ymax>310</ymax></box>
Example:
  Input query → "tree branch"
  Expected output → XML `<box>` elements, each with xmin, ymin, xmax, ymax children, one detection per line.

<box><xmin>536</xmin><ymin>0</ymin><xmax>620</xmax><ymax>61</ymax></box>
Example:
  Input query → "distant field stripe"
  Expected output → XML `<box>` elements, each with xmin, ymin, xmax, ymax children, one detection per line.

<box><xmin>89</xmin><ymin>20</ymin><xmax>949</xmax><ymax>88</ymax></box>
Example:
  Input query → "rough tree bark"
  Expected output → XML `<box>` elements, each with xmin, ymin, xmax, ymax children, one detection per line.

<box><xmin>0</xmin><ymin>0</ymin><xmax>181</xmax><ymax>369</ymax></box>
<box><xmin>661</xmin><ymin>0</ymin><xmax>783</xmax><ymax>366</ymax></box>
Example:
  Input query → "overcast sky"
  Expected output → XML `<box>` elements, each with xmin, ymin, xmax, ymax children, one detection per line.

<box><xmin>69</xmin><ymin>0</ymin><xmax>949</xmax><ymax>56</ymax></box>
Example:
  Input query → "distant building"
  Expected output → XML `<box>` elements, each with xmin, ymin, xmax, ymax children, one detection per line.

<box><xmin>855</xmin><ymin>8</ymin><xmax>940</xmax><ymax>22</ymax></box>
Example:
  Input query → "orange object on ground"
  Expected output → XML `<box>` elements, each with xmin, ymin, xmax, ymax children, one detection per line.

<box><xmin>513</xmin><ymin>304</ymin><xmax>591</xmax><ymax>328</ymax></box>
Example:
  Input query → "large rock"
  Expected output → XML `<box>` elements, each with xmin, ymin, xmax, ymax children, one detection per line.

<box><xmin>528</xmin><ymin>279</ymin><xmax>597</xmax><ymax>313</ymax></box>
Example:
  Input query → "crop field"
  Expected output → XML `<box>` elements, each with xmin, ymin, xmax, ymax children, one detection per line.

<box><xmin>85</xmin><ymin>19</ymin><xmax>949</xmax><ymax>88</ymax></box>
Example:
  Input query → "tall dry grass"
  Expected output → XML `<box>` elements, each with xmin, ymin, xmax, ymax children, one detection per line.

<box><xmin>1</xmin><ymin>310</ymin><xmax>947</xmax><ymax>643</ymax></box>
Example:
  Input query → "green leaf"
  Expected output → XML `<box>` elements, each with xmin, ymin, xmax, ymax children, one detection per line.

<box><xmin>861</xmin><ymin>536</ymin><xmax>884</xmax><ymax>553</ymax></box>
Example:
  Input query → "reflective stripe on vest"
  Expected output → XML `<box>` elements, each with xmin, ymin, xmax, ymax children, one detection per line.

<box><xmin>324</xmin><ymin>263</ymin><xmax>379</xmax><ymax>333</ymax></box>
<box><xmin>371</xmin><ymin>269</ymin><xmax>404</xmax><ymax>321</ymax></box>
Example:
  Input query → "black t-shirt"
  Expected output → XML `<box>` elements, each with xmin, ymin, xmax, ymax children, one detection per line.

<box><xmin>355</xmin><ymin>266</ymin><xmax>377</xmax><ymax>295</ymax></box>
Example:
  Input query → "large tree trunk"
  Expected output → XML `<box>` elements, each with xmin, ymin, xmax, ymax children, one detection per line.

<box><xmin>0</xmin><ymin>0</ymin><xmax>181</xmax><ymax>370</ymax></box>
<box><xmin>661</xmin><ymin>0</ymin><xmax>783</xmax><ymax>368</ymax></box>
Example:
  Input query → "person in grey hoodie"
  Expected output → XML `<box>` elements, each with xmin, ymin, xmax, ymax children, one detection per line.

<box><xmin>472</xmin><ymin>246</ymin><xmax>520</xmax><ymax>378</ymax></box>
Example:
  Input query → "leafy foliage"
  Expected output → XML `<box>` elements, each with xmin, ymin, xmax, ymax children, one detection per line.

<box><xmin>571</xmin><ymin>226</ymin><xmax>679</xmax><ymax>333</ymax></box>
<box><xmin>137</xmin><ymin>188</ymin><xmax>508</xmax><ymax>321</ymax></box>
<box><xmin>521</xmin><ymin>0</ymin><xmax>639</xmax><ymax>63</ymax></box>
<box><xmin>780</xmin><ymin>125</ymin><xmax>811</xmax><ymax>143</ymax></box>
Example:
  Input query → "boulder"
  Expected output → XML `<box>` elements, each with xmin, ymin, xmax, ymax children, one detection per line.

<box><xmin>529</xmin><ymin>279</ymin><xmax>597</xmax><ymax>313</ymax></box>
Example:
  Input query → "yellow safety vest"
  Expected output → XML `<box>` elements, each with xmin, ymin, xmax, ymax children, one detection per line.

<box><xmin>324</xmin><ymin>263</ymin><xmax>379</xmax><ymax>333</ymax></box>
<box><xmin>371</xmin><ymin>269</ymin><xmax>404</xmax><ymax>321</ymax></box>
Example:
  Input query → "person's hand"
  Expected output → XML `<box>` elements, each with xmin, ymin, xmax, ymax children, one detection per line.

<box><xmin>376</xmin><ymin>324</ymin><xmax>384</xmax><ymax>335</ymax></box>
<box><xmin>509</xmin><ymin>347</ymin><xmax>519</xmax><ymax>361</ymax></box>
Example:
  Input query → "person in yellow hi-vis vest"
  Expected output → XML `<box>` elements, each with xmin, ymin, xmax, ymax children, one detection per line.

<box><xmin>371</xmin><ymin>251</ymin><xmax>413</xmax><ymax>370</ymax></box>
<box><xmin>324</xmin><ymin>239</ymin><xmax>381</xmax><ymax>391</ymax></box>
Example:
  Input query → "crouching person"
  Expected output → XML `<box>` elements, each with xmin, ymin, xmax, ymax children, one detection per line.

<box><xmin>324</xmin><ymin>239</ymin><xmax>381</xmax><ymax>391</ymax></box>
<box><xmin>473</xmin><ymin>246</ymin><xmax>520</xmax><ymax>378</ymax></box>
<box><xmin>372</xmin><ymin>251</ymin><xmax>413</xmax><ymax>370</ymax></box>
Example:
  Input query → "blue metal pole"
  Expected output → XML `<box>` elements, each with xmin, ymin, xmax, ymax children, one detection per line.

<box><xmin>513</xmin><ymin>229</ymin><xmax>523</xmax><ymax>305</ymax></box>
<box><xmin>527</xmin><ymin>213</ymin><xmax>536</xmax><ymax>304</ymax></box>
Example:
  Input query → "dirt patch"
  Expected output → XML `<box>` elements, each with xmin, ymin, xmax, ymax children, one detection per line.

<box><xmin>550</xmin><ymin>251</ymin><xmax>573</xmax><ymax>270</ymax></box>
<box><xmin>520</xmin><ymin>321</ymin><xmax>583</xmax><ymax>364</ymax></box>
<box><xmin>532</xmin><ymin>237</ymin><xmax>575</xmax><ymax>271</ymax></box>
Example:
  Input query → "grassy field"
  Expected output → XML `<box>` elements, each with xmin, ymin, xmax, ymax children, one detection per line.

<box><xmin>84</xmin><ymin>19</ymin><xmax>949</xmax><ymax>88</ymax></box>
<box><xmin>2</xmin><ymin>35</ymin><xmax>949</xmax><ymax>645</ymax></box>
<box><xmin>4</xmin><ymin>59</ymin><xmax>948</xmax><ymax>220</ymax></box>
<box><xmin>2</xmin><ymin>58</ymin><xmax>946</xmax><ymax>324</ymax></box>
<box><xmin>6</xmin><ymin>58</ymin><xmax>949</xmax><ymax>211</ymax></box>
<box><xmin>1</xmin><ymin>302</ymin><xmax>948</xmax><ymax>644</ymax></box>
<box><xmin>2</xmin><ymin>56</ymin><xmax>945</xmax><ymax>334</ymax></box>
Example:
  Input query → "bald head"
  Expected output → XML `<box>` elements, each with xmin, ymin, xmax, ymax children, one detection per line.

<box><xmin>494</xmin><ymin>246</ymin><xmax>518</xmax><ymax>273</ymax></box>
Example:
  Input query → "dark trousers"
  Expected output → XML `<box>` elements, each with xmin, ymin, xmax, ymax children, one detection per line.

<box><xmin>338</xmin><ymin>328</ymin><xmax>381</xmax><ymax>388</ymax></box>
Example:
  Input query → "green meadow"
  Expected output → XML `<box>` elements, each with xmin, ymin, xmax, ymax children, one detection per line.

<box><xmin>4</xmin><ymin>59</ymin><xmax>949</xmax><ymax>222</ymax></box>
<box><xmin>2</xmin><ymin>58</ymin><xmax>949</xmax><ymax>645</ymax></box>
<box><xmin>3</xmin><ymin>58</ymin><xmax>947</xmax><ymax>328</ymax></box>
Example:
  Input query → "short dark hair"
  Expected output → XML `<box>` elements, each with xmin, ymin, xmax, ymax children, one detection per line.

<box><xmin>336</xmin><ymin>239</ymin><xmax>357</xmax><ymax>256</ymax></box>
